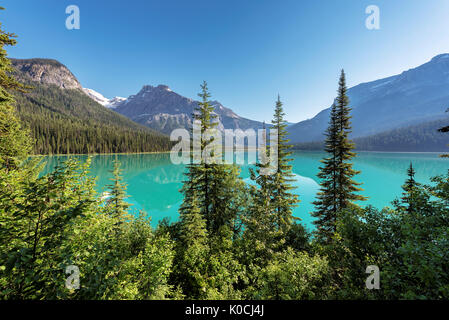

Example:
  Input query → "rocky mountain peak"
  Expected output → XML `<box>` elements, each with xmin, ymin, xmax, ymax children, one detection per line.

<box><xmin>10</xmin><ymin>58</ymin><xmax>82</xmax><ymax>90</ymax></box>
<box><xmin>157</xmin><ymin>84</ymin><xmax>171</xmax><ymax>91</ymax></box>
<box><xmin>138</xmin><ymin>84</ymin><xmax>172</xmax><ymax>95</ymax></box>
<box><xmin>113</xmin><ymin>84</ymin><xmax>264</xmax><ymax>134</ymax></box>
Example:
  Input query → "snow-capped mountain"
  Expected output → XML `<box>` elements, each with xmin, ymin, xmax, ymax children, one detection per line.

<box><xmin>111</xmin><ymin>84</ymin><xmax>265</xmax><ymax>134</ymax></box>
<box><xmin>288</xmin><ymin>53</ymin><xmax>449</xmax><ymax>143</ymax></box>
<box><xmin>82</xmin><ymin>88</ymin><xmax>126</xmax><ymax>109</ymax></box>
<box><xmin>107</xmin><ymin>96</ymin><xmax>127</xmax><ymax>109</ymax></box>
<box><xmin>82</xmin><ymin>88</ymin><xmax>110</xmax><ymax>106</ymax></box>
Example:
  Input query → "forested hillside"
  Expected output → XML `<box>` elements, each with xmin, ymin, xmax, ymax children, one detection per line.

<box><xmin>293</xmin><ymin>117</ymin><xmax>449</xmax><ymax>152</ymax></box>
<box><xmin>354</xmin><ymin>117</ymin><xmax>449</xmax><ymax>152</ymax></box>
<box><xmin>10</xmin><ymin>58</ymin><xmax>173</xmax><ymax>154</ymax></box>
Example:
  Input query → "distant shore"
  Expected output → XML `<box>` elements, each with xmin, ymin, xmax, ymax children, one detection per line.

<box><xmin>30</xmin><ymin>149</ymin><xmax>448</xmax><ymax>157</ymax></box>
<box><xmin>30</xmin><ymin>151</ymin><xmax>173</xmax><ymax>157</ymax></box>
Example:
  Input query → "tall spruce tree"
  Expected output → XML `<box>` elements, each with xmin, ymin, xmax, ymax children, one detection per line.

<box><xmin>243</xmin><ymin>97</ymin><xmax>299</xmax><ymax>266</ymax></box>
<box><xmin>312</xmin><ymin>70</ymin><xmax>366</xmax><ymax>242</ymax></box>
<box><xmin>0</xmin><ymin>8</ymin><xmax>31</xmax><ymax>171</ymax></box>
<box><xmin>271</xmin><ymin>95</ymin><xmax>299</xmax><ymax>234</ymax></box>
<box><xmin>176</xmin><ymin>82</ymin><xmax>246</xmax><ymax>298</ymax></box>
<box><xmin>244</xmin><ymin>121</ymin><xmax>279</xmax><ymax>265</ymax></box>
<box><xmin>399</xmin><ymin>163</ymin><xmax>420</xmax><ymax>214</ymax></box>
<box><xmin>180</xmin><ymin>192</ymin><xmax>207</xmax><ymax>247</ymax></box>
<box><xmin>179</xmin><ymin>81</ymin><xmax>245</xmax><ymax>237</ymax></box>
<box><xmin>180</xmin><ymin>81</ymin><xmax>217</xmax><ymax>232</ymax></box>
<box><xmin>177</xmin><ymin>192</ymin><xmax>209</xmax><ymax>298</ymax></box>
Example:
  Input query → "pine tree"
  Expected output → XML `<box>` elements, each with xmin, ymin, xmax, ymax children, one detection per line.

<box><xmin>0</xmin><ymin>7</ymin><xmax>31</xmax><ymax>171</ymax></box>
<box><xmin>180</xmin><ymin>81</ymin><xmax>245</xmax><ymax>237</ymax></box>
<box><xmin>247</xmin><ymin>121</ymin><xmax>274</xmax><ymax>232</ymax></box>
<box><xmin>243</xmin><ymin>98</ymin><xmax>299</xmax><ymax>270</ymax></box>
<box><xmin>313</xmin><ymin>70</ymin><xmax>366</xmax><ymax>242</ymax></box>
<box><xmin>400</xmin><ymin>162</ymin><xmax>420</xmax><ymax>214</ymax></box>
<box><xmin>270</xmin><ymin>95</ymin><xmax>299</xmax><ymax>235</ymax></box>
<box><xmin>177</xmin><ymin>192</ymin><xmax>209</xmax><ymax>298</ymax></box>
<box><xmin>180</xmin><ymin>81</ymin><xmax>216</xmax><ymax>231</ymax></box>
<box><xmin>179</xmin><ymin>192</ymin><xmax>207</xmax><ymax>247</ymax></box>
<box><xmin>106</xmin><ymin>159</ymin><xmax>130</xmax><ymax>219</ymax></box>
<box><xmin>245</xmin><ymin>160</ymin><xmax>278</xmax><ymax>267</ymax></box>
<box><xmin>176</xmin><ymin>82</ymin><xmax>245</xmax><ymax>298</ymax></box>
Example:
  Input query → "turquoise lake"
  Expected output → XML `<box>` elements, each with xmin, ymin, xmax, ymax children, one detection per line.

<box><xmin>41</xmin><ymin>151</ymin><xmax>449</xmax><ymax>231</ymax></box>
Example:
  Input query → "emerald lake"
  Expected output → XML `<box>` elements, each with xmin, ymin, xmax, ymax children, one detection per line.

<box><xmin>40</xmin><ymin>151</ymin><xmax>449</xmax><ymax>231</ymax></box>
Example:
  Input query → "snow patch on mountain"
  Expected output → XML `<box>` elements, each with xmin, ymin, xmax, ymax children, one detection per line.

<box><xmin>82</xmin><ymin>88</ymin><xmax>109</xmax><ymax>106</ymax></box>
<box><xmin>82</xmin><ymin>88</ymin><xmax>126</xmax><ymax>109</ymax></box>
<box><xmin>107</xmin><ymin>96</ymin><xmax>127</xmax><ymax>109</ymax></box>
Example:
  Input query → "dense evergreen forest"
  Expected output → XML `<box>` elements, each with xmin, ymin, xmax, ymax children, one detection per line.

<box><xmin>293</xmin><ymin>117</ymin><xmax>449</xmax><ymax>152</ymax></box>
<box><xmin>11</xmin><ymin>61</ymin><xmax>173</xmax><ymax>155</ymax></box>
<box><xmin>1</xmin><ymin>12</ymin><xmax>449</xmax><ymax>300</ymax></box>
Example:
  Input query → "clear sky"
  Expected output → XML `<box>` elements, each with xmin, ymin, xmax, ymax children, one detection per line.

<box><xmin>2</xmin><ymin>0</ymin><xmax>449</xmax><ymax>123</ymax></box>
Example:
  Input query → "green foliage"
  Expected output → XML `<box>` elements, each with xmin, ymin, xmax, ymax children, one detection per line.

<box><xmin>180</xmin><ymin>81</ymin><xmax>248</xmax><ymax>237</ymax></box>
<box><xmin>174</xmin><ymin>225</ymin><xmax>243</xmax><ymax>300</ymax></box>
<box><xmin>180</xmin><ymin>193</ymin><xmax>207</xmax><ymax>248</ymax></box>
<box><xmin>175</xmin><ymin>82</ymin><xmax>246</xmax><ymax>299</ymax></box>
<box><xmin>324</xmin><ymin>169</ymin><xmax>449</xmax><ymax>300</ymax></box>
<box><xmin>382</xmin><ymin>169</ymin><xmax>449</xmax><ymax>299</ymax></box>
<box><xmin>105</xmin><ymin>160</ymin><xmax>130</xmax><ymax>219</ymax></box>
<box><xmin>0</xmin><ymin>14</ymin><xmax>31</xmax><ymax>171</ymax></box>
<box><xmin>65</xmin><ymin>211</ymin><xmax>176</xmax><ymax>300</ymax></box>
<box><xmin>0</xmin><ymin>159</ymin><xmax>97</xmax><ymax>299</ymax></box>
<box><xmin>243</xmin><ymin>99</ymin><xmax>300</xmax><ymax>267</ymax></box>
<box><xmin>397</xmin><ymin>163</ymin><xmax>420</xmax><ymax>214</ymax></box>
<box><xmin>0</xmin><ymin>156</ymin><xmax>177</xmax><ymax>300</ymax></box>
<box><xmin>318</xmin><ymin>205</ymin><xmax>397</xmax><ymax>299</ymax></box>
<box><xmin>270</xmin><ymin>96</ymin><xmax>299</xmax><ymax>234</ymax></box>
<box><xmin>253</xmin><ymin>248</ymin><xmax>329</xmax><ymax>300</ymax></box>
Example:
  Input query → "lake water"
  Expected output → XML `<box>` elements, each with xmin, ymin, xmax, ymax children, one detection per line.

<box><xmin>40</xmin><ymin>151</ymin><xmax>449</xmax><ymax>231</ymax></box>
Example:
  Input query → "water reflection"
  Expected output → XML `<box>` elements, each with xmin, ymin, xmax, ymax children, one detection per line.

<box><xmin>39</xmin><ymin>151</ymin><xmax>448</xmax><ymax>229</ymax></box>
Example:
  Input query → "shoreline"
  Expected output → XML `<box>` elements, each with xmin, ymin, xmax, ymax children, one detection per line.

<box><xmin>292</xmin><ymin>149</ymin><xmax>448</xmax><ymax>154</ymax></box>
<box><xmin>30</xmin><ymin>151</ymin><xmax>173</xmax><ymax>157</ymax></box>
<box><xmin>30</xmin><ymin>149</ymin><xmax>449</xmax><ymax>157</ymax></box>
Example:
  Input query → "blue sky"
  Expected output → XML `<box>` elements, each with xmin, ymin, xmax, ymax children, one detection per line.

<box><xmin>3</xmin><ymin>0</ymin><xmax>449</xmax><ymax>123</ymax></box>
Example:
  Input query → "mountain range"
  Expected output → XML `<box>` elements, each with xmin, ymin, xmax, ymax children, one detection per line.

<box><xmin>10</xmin><ymin>58</ymin><xmax>172</xmax><ymax>154</ymax></box>
<box><xmin>289</xmin><ymin>54</ymin><xmax>449</xmax><ymax>144</ymax></box>
<box><xmin>83</xmin><ymin>85</ymin><xmax>266</xmax><ymax>135</ymax></box>
<box><xmin>9</xmin><ymin>54</ymin><xmax>449</xmax><ymax>154</ymax></box>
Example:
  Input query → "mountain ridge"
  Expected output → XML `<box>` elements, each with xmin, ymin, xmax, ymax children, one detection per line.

<box><xmin>10</xmin><ymin>58</ymin><xmax>82</xmax><ymax>90</ymax></box>
<box><xmin>288</xmin><ymin>53</ymin><xmax>449</xmax><ymax>143</ymax></box>
<box><xmin>9</xmin><ymin>58</ymin><xmax>173</xmax><ymax>154</ymax></box>
<box><xmin>112</xmin><ymin>84</ymin><xmax>266</xmax><ymax>134</ymax></box>
<box><xmin>10</xmin><ymin>54</ymin><xmax>449</xmax><ymax>153</ymax></box>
